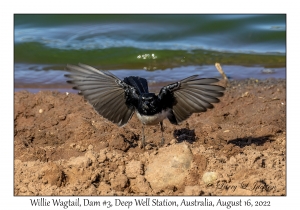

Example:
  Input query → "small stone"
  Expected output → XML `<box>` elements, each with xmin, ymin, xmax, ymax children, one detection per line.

<box><xmin>58</xmin><ymin>115</ymin><xmax>66</xmax><ymax>120</ymax></box>
<box><xmin>85</xmin><ymin>150</ymin><xmax>97</xmax><ymax>163</ymax></box>
<box><xmin>70</xmin><ymin>143</ymin><xmax>76</xmax><ymax>148</ymax></box>
<box><xmin>68</xmin><ymin>156</ymin><xmax>90</xmax><ymax>168</ymax></box>
<box><xmin>19</xmin><ymin>187</ymin><xmax>28</xmax><ymax>193</ymax></box>
<box><xmin>170</xmin><ymin>139</ymin><xmax>177</xmax><ymax>145</ymax></box>
<box><xmin>143</xmin><ymin>143</ymin><xmax>152</xmax><ymax>150</ymax></box>
<box><xmin>98</xmin><ymin>150</ymin><xmax>107</xmax><ymax>163</ymax></box>
<box><xmin>39</xmin><ymin>109</ymin><xmax>43</xmax><ymax>113</ymax></box>
<box><xmin>202</xmin><ymin>172</ymin><xmax>219</xmax><ymax>185</ymax></box>
<box><xmin>241</xmin><ymin>92</ymin><xmax>249</xmax><ymax>97</ymax></box>
<box><xmin>76</xmin><ymin>145</ymin><xmax>86</xmax><ymax>152</ymax></box>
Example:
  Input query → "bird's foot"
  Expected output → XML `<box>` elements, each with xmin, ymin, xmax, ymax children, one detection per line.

<box><xmin>140</xmin><ymin>137</ymin><xmax>146</xmax><ymax>150</ymax></box>
<box><xmin>160</xmin><ymin>137</ymin><xmax>165</xmax><ymax>147</ymax></box>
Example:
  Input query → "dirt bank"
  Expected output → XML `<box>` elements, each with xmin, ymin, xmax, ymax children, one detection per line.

<box><xmin>14</xmin><ymin>78</ymin><xmax>286</xmax><ymax>195</ymax></box>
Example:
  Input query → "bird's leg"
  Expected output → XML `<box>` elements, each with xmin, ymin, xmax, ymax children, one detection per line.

<box><xmin>141</xmin><ymin>124</ymin><xmax>145</xmax><ymax>150</ymax></box>
<box><xmin>160</xmin><ymin>121</ymin><xmax>165</xmax><ymax>147</ymax></box>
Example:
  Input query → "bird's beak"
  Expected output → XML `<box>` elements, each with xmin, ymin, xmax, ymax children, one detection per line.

<box><xmin>143</xmin><ymin>101</ymin><xmax>150</xmax><ymax>110</ymax></box>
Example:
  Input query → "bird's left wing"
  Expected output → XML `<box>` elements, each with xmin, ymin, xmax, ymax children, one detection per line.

<box><xmin>159</xmin><ymin>76</ymin><xmax>225</xmax><ymax>124</ymax></box>
<box><xmin>65</xmin><ymin>63</ymin><xmax>135</xmax><ymax>126</ymax></box>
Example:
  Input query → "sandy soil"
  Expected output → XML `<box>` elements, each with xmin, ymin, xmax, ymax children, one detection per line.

<box><xmin>14</xmin><ymin>78</ymin><xmax>286</xmax><ymax>196</ymax></box>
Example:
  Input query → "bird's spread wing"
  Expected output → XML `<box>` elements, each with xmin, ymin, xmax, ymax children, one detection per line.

<box><xmin>65</xmin><ymin>63</ymin><xmax>135</xmax><ymax>126</ymax></box>
<box><xmin>159</xmin><ymin>76</ymin><xmax>225</xmax><ymax>124</ymax></box>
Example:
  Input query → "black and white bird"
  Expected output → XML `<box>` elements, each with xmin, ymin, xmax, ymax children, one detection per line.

<box><xmin>65</xmin><ymin>63</ymin><xmax>225</xmax><ymax>149</ymax></box>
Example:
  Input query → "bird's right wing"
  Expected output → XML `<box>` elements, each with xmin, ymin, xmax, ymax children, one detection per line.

<box><xmin>65</xmin><ymin>63</ymin><xmax>135</xmax><ymax>126</ymax></box>
<box><xmin>159</xmin><ymin>76</ymin><xmax>225</xmax><ymax>124</ymax></box>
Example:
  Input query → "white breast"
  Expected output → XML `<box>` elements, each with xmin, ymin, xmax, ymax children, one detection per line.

<box><xmin>136</xmin><ymin>109</ymin><xmax>170</xmax><ymax>125</ymax></box>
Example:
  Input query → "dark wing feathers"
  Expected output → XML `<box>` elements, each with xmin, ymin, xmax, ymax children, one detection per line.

<box><xmin>65</xmin><ymin>64</ymin><xmax>134</xmax><ymax>126</ymax></box>
<box><xmin>166</xmin><ymin>76</ymin><xmax>225</xmax><ymax>124</ymax></box>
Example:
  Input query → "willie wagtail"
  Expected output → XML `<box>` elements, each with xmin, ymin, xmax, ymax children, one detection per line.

<box><xmin>65</xmin><ymin>63</ymin><xmax>225</xmax><ymax>149</ymax></box>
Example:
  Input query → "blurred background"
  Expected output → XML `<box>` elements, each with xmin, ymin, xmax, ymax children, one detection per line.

<box><xmin>14</xmin><ymin>14</ymin><xmax>286</xmax><ymax>93</ymax></box>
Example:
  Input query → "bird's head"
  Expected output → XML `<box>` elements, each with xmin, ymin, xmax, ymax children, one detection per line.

<box><xmin>138</xmin><ymin>93</ymin><xmax>160</xmax><ymax>115</ymax></box>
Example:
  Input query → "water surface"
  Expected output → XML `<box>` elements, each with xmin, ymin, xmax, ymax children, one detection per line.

<box><xmin>14</xmin><ymin>14</ymin><xmax>286</xmax><ymax>92</ymax></box>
